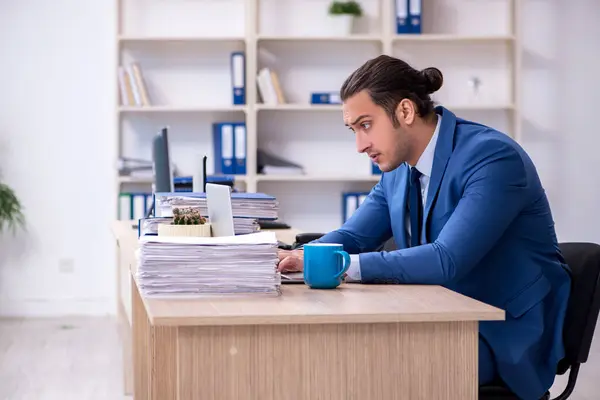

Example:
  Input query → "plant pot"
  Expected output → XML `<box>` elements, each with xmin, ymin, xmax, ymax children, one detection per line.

<box><xmin>327</xmin><ymin>14</ymin><xmax>354</xmax><ymax>36</ymax></box>
<box><xmin>157</xmin><ymin>223</ymin><xmax>212</xmax><ymax>237</ymax></box>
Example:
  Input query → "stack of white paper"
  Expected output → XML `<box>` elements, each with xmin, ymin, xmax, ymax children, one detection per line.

<box><xmin>156</xmin><ymin>192</ymin><xmax>279</xmax><ymax>220</ymax></box>
<box><xmin>137</xmin><ymin>231</ymin><xmax>281</xmax><ymax>298</ymax></box>
<box><xmin>139</xmin><ymin>216</ymin><xmax>259</xmax><ymax>236</ymax></box>
<box><xmin>229</xmin><ymin>217</ymin><xmax>260</xmax><ymax>234</ymax></box>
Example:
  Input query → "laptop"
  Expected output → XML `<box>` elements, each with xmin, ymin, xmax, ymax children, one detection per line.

<box><xmin>206</xmin><ymin>183</ymin><xmax>305</xmax><ymax>284</ymax></box>
<box><xmin>205</xmin><ymin>183</ymin><xmax>235</xmax><ymax>237</ymax></box>
<box><xmin>281</xmin><ymin>271</ymin><xmax>304</xmax><ymax>284</ymax></box>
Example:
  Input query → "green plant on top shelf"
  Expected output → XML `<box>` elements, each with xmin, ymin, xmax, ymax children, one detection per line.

<box><xmin>0</xmin><ymin>181</ymin><xmax>25</xmax><ymax>234</ymax></box>
<box><xmin>328</xmin><ymin>1</ymin><xmax>363</xmax><ymax>17</ymax></box>
<box><xmin>172</xmin><ymin>208</ymin><xmax>206</xmax><ymax>225</ymax></box>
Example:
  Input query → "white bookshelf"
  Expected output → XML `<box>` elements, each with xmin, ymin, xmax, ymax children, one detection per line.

<box><xmin>116</xmin><ymin>0</ymin><xmax>522</xmax><ymax>232</ymax></box>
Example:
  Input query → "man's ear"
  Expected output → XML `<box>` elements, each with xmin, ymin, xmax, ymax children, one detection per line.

<box><xmin>395</xmin><ymin>99</ymin><xmax>416</xmax><ymax>126</ymax></box>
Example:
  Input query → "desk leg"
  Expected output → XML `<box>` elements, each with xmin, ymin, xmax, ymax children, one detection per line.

<box><xmin>132</xmin><ymin>281</ymin><xmax>178</xmax><ymax>400</ymax></box>
<box><xmin>116</xmin><ymin>239</ymin><xmax>134</xmax><ymax>395</ymax></box>
<box><xmin>174</xmin><ymin>321</ymin><xmax>478</xmax><ymax>400</ymax></box>
<box><xmin>117</xmin><ymin>299</ymin><xmax>133</xmax><ymax>395</ymax></box>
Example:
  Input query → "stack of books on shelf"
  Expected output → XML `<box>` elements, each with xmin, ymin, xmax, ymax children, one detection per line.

<box><xmin>136</xmin><ymin>231</ymin><xmax>281</xmax><ymax>297</ymax></box>
<box><xmin>257</xmin><ymin>67</ymin><xmax>286</xmax><ymax>105</ymax></box>
<box><xmin>118</xmin><ymin>62</ymin><xmax>151</xmax><ymax>106</ymax></box>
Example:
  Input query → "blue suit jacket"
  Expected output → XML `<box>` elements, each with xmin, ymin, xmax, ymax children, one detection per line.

<box><xmin>316</xmin><ymin>106</ymin><xmax>571</xmax><ymax>399</ymax></box>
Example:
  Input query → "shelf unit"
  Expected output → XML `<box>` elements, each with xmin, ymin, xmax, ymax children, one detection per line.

<box><xmin>115</xmin><ymin>0</ymin><xmax>522</xmax><ymax>230</ymax></box>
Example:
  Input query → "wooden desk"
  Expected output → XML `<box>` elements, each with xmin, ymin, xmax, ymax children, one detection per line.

<box><xmin>111</xmin><ymin>220</ymin><xmax>303</xmax><ymax>395</ymax></box>
<box><xmin>111</xmin><ymin>220</ymin><xmax>138</xmax><ymax>395</ymax></box>
<box><xmin>132</xmin><ymin>274</ymin><xmax>504</xmax><ymax>400</ymax></box>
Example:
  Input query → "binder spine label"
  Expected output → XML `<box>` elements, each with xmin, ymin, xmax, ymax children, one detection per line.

<box><xmin>231</xmin><ymin>52</ymin><xmax>246</xmax><ymax>105</ymax></box>
<box><xmin>396</xmin><ymin>0</ymin><xmax>410</xmax><ymax>34</ymax></box>
<box><xmin>213</xmin><ymin>123</ymin><xmax>235</xmax><ymax>174</ymax></box>
<box><xmin>234</xmin><ymin>123</ymin><xmax>247</xmax><ymax>175</ymax></box>
<box><xmin>409</xmin><ymin>0</ymin><xmax>422</xmax><ymax>34</ymax></box>
<box><xmin>221</xmin><ymin>124</ymin><xmax>234</xmax><ymax>174</ymax></box>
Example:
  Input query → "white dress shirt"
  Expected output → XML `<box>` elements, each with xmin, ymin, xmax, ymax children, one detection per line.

<box><xmin>345</xmin><ymin>115</ymin><xmax>442</xmax><ymax>281</ymax></box>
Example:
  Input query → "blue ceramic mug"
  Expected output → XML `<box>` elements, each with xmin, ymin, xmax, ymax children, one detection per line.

<box><xmin>303</xmin><ymin>243</ymin><xmax>351</xmax><ymax>289</ymax></box>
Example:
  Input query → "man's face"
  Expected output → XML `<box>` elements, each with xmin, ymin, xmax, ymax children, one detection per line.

<box><xmin>343</xmin><ymin>90</ymin><xmax>411</xmax><ymax>172</ymax></box>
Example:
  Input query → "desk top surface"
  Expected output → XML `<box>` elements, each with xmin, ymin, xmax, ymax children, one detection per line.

<box><xmin>111</xmin><ymin>220</ymin><xmax>138</xmax><ymax>241</ymax></box>
<box><xmin>115</xmin><ymin>221</ymin><xmax>504</xmax><ymax>327</ymax></box>
<box><xmin>134</xmin><ymin>276</ymin><xmax>505</xmax><ymax>327</ymax></box>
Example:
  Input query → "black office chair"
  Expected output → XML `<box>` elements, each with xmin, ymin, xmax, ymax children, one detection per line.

<box><xmin>480</xmin><ymin>242</ymin><xmax>600</xmax><ymax>400</ymax></box>
<box><xmin>292</xmin><ymin>233</ymin><xmax>325</xmax><ymax>248</ymax></box>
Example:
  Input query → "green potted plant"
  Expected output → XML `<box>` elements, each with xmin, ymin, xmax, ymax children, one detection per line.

<box><xmin>158</xmin><ymin>207</ymin><xmax>212</xmax><ymax>237</ymax></box>
<box><xmin>328</xmin><ymin>1</ymin><xmax>363</xmax><ymax>36</ymax></box>
<box><xmin>0</xmin><ymin>181</ymin><xmax>25</xmax><ymax>234</ymax></box>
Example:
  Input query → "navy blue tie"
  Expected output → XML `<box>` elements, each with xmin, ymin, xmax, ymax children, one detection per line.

<box><xmin>409</xmin><ymin>167</ymin><xmax>423</xmax><ymax>247</ymax></box>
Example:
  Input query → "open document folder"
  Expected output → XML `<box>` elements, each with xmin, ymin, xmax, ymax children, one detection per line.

<box><xmin>136</xmin><ymin>232</ymin><xmax>281</xmax><ymax>298</ymax></box>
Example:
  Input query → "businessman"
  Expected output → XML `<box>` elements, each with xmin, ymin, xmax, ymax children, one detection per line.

<box><xmin>277</xmin><ymin>55</ymin><xmax>572</xmax><ymax>400</ymax></box>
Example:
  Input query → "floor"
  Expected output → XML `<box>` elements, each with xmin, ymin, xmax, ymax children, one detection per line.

<box><xmin>0</xmin><ymin>317</ymin><xmax>598</xmax><ymax>400</ymax></box>
<box><xmin>0</xmin><ymin>317</ymin><xmax>128</xmax><ymax>400</ymax></box>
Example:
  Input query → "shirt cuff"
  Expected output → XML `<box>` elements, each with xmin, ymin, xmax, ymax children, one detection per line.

<box><xmin>346</xmin><ymin>254</ymin><xmax>362</xmax><ymax>282</ymax></box>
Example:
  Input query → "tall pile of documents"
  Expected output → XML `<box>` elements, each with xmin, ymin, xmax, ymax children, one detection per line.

<box><xmin>136</xmin><ymin>231</ymin><xmax>281</xmax><ymax>297</ymax></box>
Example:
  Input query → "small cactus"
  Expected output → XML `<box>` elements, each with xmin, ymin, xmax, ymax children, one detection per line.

<box><xmin>172</xmin><ymin>207</ymin><xmax>206</xmax><ymax>225</ymax></box>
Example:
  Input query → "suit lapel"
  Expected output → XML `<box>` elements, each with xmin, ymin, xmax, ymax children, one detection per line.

<box><xmin>423</xmin><ymin>107</ymin><xmax>457</xmax><ymax>240</ymax></box>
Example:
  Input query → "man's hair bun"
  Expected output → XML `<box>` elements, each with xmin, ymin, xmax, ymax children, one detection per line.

<box><xmin>420</xmin><ymin>67</ymin><xmax>443</xmax><ymax>94</ymax></box>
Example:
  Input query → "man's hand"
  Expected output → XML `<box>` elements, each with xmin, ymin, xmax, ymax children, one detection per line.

<box><xmin>277</xmin><ymin>249</ymin><xmax>304</xmax><ymax>273</ymax></box>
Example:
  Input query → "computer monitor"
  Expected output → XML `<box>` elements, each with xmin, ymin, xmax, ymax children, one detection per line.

<box><xmin>145</xmin><ymin>127</ymin><xmax>174</xmax><ymax>218</ymax></box>
<box><xmin>153</xmin><ymin>127</ymin><xmax>174</xmax><ymax>193</ymax></box>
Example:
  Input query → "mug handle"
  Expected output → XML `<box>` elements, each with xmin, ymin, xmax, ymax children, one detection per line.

<box><xmin>334</xmin><ymin>250</ymin><xmax>351</xmax><ymax>279</ymax></box>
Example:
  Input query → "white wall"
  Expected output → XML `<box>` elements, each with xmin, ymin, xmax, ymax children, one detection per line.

<box><xmin>0</xmin><ymin>1</ymin><xmax>117</xmax><ymax>316</ymax></box>
<box><xmin>0</xmin><ymin>0</ymin><xmax>598</xmax><ymax>317</ymax></box>
<box><xmin>519</xmin><ymin>0</ymin><xmax>600</xmax><ymax>243</ymax></box>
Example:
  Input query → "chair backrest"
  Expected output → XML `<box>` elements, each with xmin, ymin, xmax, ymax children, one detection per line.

<box><xmin>557</xmin><ymin>242</ymin><xmax>600</xmax><ymax>373</ymax></box>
